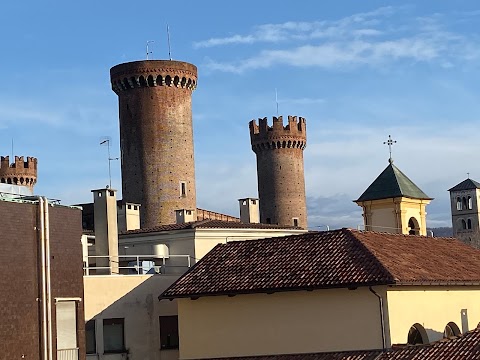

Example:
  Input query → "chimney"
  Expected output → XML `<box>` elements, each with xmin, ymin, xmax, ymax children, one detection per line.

<box><xmin>92</xmin><ymin>188</ymin><xmax>119</xmax><ymax>274</ymax></box>
<box><xmin>238</xmin><ymin>198</ymin><xmax>260</xmax><ymax>224</ymax></box>
<box><xmin>175</xmin><ymin>209</ymin><xmax>197</xmax><ymax>224</ymax></box>
<box><xmin>117</xmin><ymin>202</ymin><xmax>141</xmax><ymax>232</ymax></box>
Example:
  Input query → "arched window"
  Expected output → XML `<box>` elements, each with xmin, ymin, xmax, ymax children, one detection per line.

<box><xmin>408</xmin><ymin>217</ymin><xmax>419</xmax><ymax>235</ymax></box>
<box><xmin>468</xmin><ymin>196</ymin><xmax>473</xmax><ymax>210</ymax></box>
<box><xmin>457</xmin><ymin>197</ymin><xmax>462</xmax><ymax>210</ymax></box>
<box><xmin>443</xmin><ymin>322</ymin><xmax>461</xmax><ymax>338</ymax></box>
<box><xmin>408</xmin><ymin>323</ymin><xmax>429</xmax><ymax>345</ymax></box>
<box><xmin>463</xmin><ymin>197</ymin><xmax>468</xmax><ymax>210</ymax></box>
<box><xmin>467</xmin><ymin>219</ymin><xmax>472</xmax><ymax>230</ymax></box>
<box><xmin>462</xmin><ymin>219</ymin><xmax>467</xmax><ymax>230</ymax></box>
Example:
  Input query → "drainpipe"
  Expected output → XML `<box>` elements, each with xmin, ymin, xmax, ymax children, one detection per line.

<box><xmin>369</xmin><ymin>286</ymin><xmax>386</xmax><ymax>351</ymax></box>
<box><xmin>44</xmin><ymin>197</ymin><xmax>53</xmax><ymax>360</ymax></box>
<box><xmin>39</xmin><ymin>197</ymin><xmax>48</xmax><ymax>360</ymax></box>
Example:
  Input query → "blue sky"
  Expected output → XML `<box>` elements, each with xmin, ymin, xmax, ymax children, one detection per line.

<box><xmin>1</xmin><ymin>1</ymin><xmax>480</xmax><ymax>229</ymax></box>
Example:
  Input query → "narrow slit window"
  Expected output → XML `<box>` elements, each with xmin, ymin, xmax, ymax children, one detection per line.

<box><xmin>180</xmin><ymin>182</ymin><xmax>187</xmax><ymax>197</ymax></box>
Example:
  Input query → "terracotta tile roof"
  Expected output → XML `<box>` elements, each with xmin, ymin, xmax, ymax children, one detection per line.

<box><xmin>121</xmin><ymin>219</ymin><xmax>302</xmax><ymax>235</ymax></box>
<box><xmin>448</xmin><ymin>178</ymin><xmax>480</xmax><ymax>192</ymax></box>
<box><xmin>160</xmin><ymin>229</ymin><xmax>480</xmax><ymax>299</ymax></box>
<box><xmin>356</xmin><ymin>162</ymin><xmax>431</xmax><ymax>202</ymax></box>
<box><xmin>382</xmin><ymin>325</ymin><xmax>480</xmax><ymax>359</ymax></box>
<box><xmin>203</xmin><ymin>350</ymin><xmax>382</xmax><ymax>360</ymax></box>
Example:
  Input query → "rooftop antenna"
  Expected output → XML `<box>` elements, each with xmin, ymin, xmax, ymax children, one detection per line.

<box><xmin>146</xmin><ymin>40</ymin><xmax>154</xmax><ymax>60</ymax></box>
<box><xmin>383</xmin><ymin>135</ymin><xmax>397</xmax><ymax>164</ymax></box>
<box><xmin>100</xmin><ymin>137</ymin><xmax>119</xmax><ymax>189</ymax></box>
<box><xmin>166</xmin><ymin>24</ymin><xmax>172</xmax><ymax>60</ymax></box>
<box><xmin>275</xmin><ymin>88</ymin><xmax>279</xmax><ymax>116</ymax></box>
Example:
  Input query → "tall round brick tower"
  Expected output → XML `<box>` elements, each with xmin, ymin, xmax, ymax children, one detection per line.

<box><xmin>0</xmin><ymin>156</ymin><xmax>37</xmax><ymax>191</ymax></box>
<box><xmin>249</xmin><ymin>116</ymin><xmax>308</xmax><ymax>228</ymax></box>
<box><xmin>110</xmin><ymin>60</ymin><xmax>197</xmax><ymax>228</ymax></box>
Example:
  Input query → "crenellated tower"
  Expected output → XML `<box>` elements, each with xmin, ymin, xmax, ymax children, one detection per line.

<box><xmin>110</xmin><ymin>60</ymin><xmax>197</xmax><ymax>228</ymax></box>
<box><xmin>0</xmin><ymin>156</ymin><xmax>37</xmax><ymax>191</ymax></box>
<box><xmin>249</xmin><ymin>116</ymin><xmax>308</xmax><ymax>228</ymax></box>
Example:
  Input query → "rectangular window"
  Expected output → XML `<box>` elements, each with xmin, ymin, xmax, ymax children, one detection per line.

<box><xmin>180</xmin><ymin>182</ymin><xmax>187</xmax><ymax>197</ymax></box>
<box><xmin>86</xmin><ymin>320</ymin><xmax>96</xmax><ymax>354</ymax></box>
<box><xmin>292</xmin><ymin>218</ymin><xmax>299</xmax><ymax>227</ymax></box>
<box><xmin>160</xmin><ymin>316</ymin><xmax>179</xmax><ymax>350</ymax></box>
<box><xmin>103</xmin><ymin>318</ymin><xmax>125</xmax><ymax>353</ymax></box>
<box><xmin>56</xmin><ymin>301</ymin><xmax>77</xmax><ymax>350</ymax></box>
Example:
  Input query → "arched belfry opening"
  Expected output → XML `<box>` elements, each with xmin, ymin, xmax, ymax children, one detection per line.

<box><xmin>408</xmin><ymin>217</ymin><xmax>420</xmax><ymax>235</ymax></box>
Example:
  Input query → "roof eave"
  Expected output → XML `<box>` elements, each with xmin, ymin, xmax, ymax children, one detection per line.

<box><xmin>159</xmin><ymin>281</ymin><xmax>394</xmax><ymax>300</ymax></box>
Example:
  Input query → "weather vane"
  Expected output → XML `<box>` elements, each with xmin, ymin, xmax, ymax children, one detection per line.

<box><xmin>383</xmin><ymin>135</ymin><xmax>396</xmax><ymax>163</ymax></box>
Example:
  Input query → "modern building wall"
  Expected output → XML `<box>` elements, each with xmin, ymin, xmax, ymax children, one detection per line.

<box><xmin>84</xmin><ymin>274</ymin><xmax>180</xmax><ymax>360</ymax></box>
<box><xmin>110</xmin><ymin>60</ymin><xmax>198</xmax><ymax>228</ymax></box>
<box><xmin>386</xmin><ymin>286</ymin><xmax>480</xmax><ymax>345</ymax></box>
<box><xmin>0</xmin><ymin>199</ymin><xmax>85</xmax><ymax>360</ymax></box>
<box><xmin>118</xmin><ymin>227</ymin><xmax>307</xmax><ymax>268</ymax></box>
<box><xmin>177</xmin><ymin>288</ymin><xmax>383</xmax><ymax>359</ymax></box>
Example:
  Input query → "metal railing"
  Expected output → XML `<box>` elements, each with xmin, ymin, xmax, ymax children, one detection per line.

<box><xmin>83</xmin><ymin>254</ymin><xmax>192</xmax><ymax>275</ymax></box>
<box><xmin>57</xmin><ymin>348</ymin><xmax>79</xmax><ymax>360</ymax></box>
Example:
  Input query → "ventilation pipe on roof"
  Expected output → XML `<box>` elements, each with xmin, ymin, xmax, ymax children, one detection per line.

<box><xmin>238</xmin><ymin>198</ymin><xmax>259</xmax><ymax>224</ymax></box>
<box><xmin>369</xmin><ymin>286</ymin><xmax>386</xmax><ymax>351</ymax></box>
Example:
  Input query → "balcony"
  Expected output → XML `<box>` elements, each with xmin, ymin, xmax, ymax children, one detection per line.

<box><xmin>83</xmin><ymin>254</ymin><xmax>193</xmax><ymax>276</ymax></box>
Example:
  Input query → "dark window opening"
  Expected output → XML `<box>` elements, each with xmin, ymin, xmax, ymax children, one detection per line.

<box><xmin>103</xmin><ymin>318</ymin><xmax>125</xmax><ymax>353</ymax></box>
<box><xmin>86</xmin><ymin>320</ymin><xmax>96</xmax><ymax>354</ymax></box>
<box><xmin>293</xmin><ymin>218</ymin><xmax>299</xmax><ymax>227</ymax></box>
<box><xmin>266</xmin><ymin>218</ymin><xmax>271</xmax><ymax>224</ymax></box>
<box><xmin>180</xmin><ymin>182</ymin><xmax>186</xmax><ymax>197</ymax></box>
<box><xmin>160</xmin><ymin>316</ymin><xmax>179</xmax><ymax>349</ymax></box>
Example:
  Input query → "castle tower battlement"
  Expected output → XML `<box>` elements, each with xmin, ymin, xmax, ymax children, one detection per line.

<box><xmin>110</xmin><ymin>60</ymin><xmax>197</xmax><ymax>94</ymax></box>
<box><xmin>249</xmin><ymin>116</ymin><xmax>308</xmax><ymax>228</ymax></box>
<box><xmin>111</xmin><ymin>60</ymin><xmax>198</xmax><ymax>228</ymax></box>
<box><xmin>0</xmin><ymin>156</ymin><xmax>37</xmax><ymax>190</ymax></box>
<box><xmin>249</xmin><ymin>116</ymin><xmax>306</xmax><ymax>152</ymax></box>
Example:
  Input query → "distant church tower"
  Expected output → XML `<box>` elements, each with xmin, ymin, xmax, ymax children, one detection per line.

<box><xmin>354</xmin><ymin>137</ymin><xmax>432</xmax><ymax>235</ymax></box>
<box><xmin>448</xmin><ymin>178</ymin><xmax>480</xmax><ymax>247</ymax></box>
<box><xmin>249</xmin><ymin>116</ymin><xmax>308</xmax><ymax>228</ymax></box>
<box><xmin>110</xmin><ymin>60</ymin><xmax>197</xmax><ymax>228</ymax></box>
<box><xmin>0</xmin><ymin>156</ymin><xmax>37</xmax><ymax>192</ymax></box>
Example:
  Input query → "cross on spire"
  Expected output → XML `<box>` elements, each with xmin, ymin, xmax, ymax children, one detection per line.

<box><xmin>383</xmin><ymin>135</ymin><xmax>397</xmax><ymax>164</ymax></box>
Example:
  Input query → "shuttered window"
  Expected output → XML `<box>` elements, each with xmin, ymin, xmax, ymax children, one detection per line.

<box><xmin>56</xmin><ymin>301</ymin><xmax>77</xmax><ymax>350</ymax></box>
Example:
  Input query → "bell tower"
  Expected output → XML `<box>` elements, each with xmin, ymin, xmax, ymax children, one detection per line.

<box><xmin>355</xmin><ymin>136</ymin><xmax>432</xmax><ymax>235</ymax></box>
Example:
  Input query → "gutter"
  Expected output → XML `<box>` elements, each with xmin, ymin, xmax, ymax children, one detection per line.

<box><xmin>369</xmin><ymin>286</ymin><xmax>386</xmax><ymax>351</ymax></box>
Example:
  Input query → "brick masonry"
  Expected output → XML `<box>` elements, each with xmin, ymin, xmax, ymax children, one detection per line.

<box><xmin>0</xmin><ymin>155</ymin><xmax>37</xmax><ymax>190</ymax></box>
<box><xmin>249</xmin><ymin>116</ymin><xmax>308</xmax><ymax>228</ymax></box>
<box><xmin>111</xmin><ymin>60</ymin><xmax>197</xmax><ymax>228</ymax></box>
<box><xmin>0</xmin><ymin>200</ymin><xmax>85</xmax><ymax>359</ymax></box>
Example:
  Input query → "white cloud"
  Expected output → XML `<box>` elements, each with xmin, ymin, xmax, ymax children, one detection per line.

<box><xmin>194</xmin><ymin>6</ymin><xmax>395</xmax><ymax>48</ymax></box>
<box><xmin>195</xmin><ymin>7</ymin><xmax>480</xmax><ymax>73</ymax></box>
